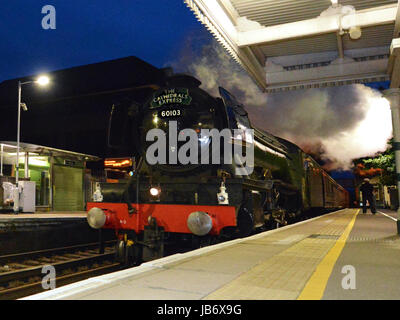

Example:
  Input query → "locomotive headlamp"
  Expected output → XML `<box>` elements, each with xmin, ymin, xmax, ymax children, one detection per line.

<box><xmin>217</xmin><ymin>195</ymin><xmax>226</xmax><ymax>202</ymax></box>
<box><xmin>217</xmin><ymin>181</ymin><xmax>229</xmax><ymax>205</ymax></box>
<box><xmin>150</xmin><ymin>187</ymin><xmax>161</xmax><ymax>196</ymax></box>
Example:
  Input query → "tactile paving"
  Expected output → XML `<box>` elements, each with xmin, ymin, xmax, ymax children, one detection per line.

<box><xmin>204</xmin><ymin>209</ymin><xmax>358</xmax><ymax>300</ymax></box>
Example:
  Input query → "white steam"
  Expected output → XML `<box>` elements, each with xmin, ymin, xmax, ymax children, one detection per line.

<box><xmin>171</xmin><ymin>41</ymin><xmax>393</xmax><ymax>169</ymax></box>
<box><xmin>321</xmin><ymin>91</ymin><xmax>392</xmax><ymax>167</ymax></box>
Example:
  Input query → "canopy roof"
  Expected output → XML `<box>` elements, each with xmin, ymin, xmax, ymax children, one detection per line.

<box><xmin>185</xmin><ymin>0</ymin><xmax>400</xmax><ymax>92</ymax></box>
<box><xmin>0</xmin><ymin>142</ymin><xmax>100</xmax><ymax>161</ymax></box>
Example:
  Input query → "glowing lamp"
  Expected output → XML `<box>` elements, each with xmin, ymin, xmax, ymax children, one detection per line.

<box><xmin>150</xmin><ymin>187</ymin><xmax>160</xmax><ymax>197</ymax></box>
<box><xmin>36</xmin><ymin>75</ymin><xmax>50</xmax><ymax>86</ymax></box>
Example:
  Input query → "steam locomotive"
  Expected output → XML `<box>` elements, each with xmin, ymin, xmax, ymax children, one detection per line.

<box><xmin>86</xmin><ymin>75</ymin><xmax>348</xmax><ymax>265</ymax></box>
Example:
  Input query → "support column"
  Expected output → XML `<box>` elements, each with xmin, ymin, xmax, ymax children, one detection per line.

<box><xmin>383</xmin><ymin>88</ymin><xmax>400</xmax><ymax>233</ymax></box>
<box><xmin>0</xmin><ymin>144</ymin><xmax>3</xmax><ymax>176</ymax></box>
<box><xmin>336</xmin><ymin>32</ymin><xmax>344</xmax><ymax>59</ymax></box>
<box><xmin>24</xmin><ymin>152</ymin><xmax>29</xmax><ymax>179</ymax></box>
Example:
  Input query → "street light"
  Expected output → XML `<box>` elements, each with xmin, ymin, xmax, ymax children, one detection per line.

<box><xmin>36</xmin><ymin>76</ymin><xmax>50</xmax><ymax>86</ymax></box>
<box><xmin>14</xmin><ymin>75</ymin><xmax>50</xmax><ymax>213</ymax></box>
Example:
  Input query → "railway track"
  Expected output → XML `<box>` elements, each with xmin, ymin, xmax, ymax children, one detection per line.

<box><xmin>0</xmin><ymin>242</ymin><xmax>120</xmax><ymax>300</ymax></box>
<box><xmin>0</xmin><ymin>212</ymin><xmax>323</xmax><ymax>300</ymax></box>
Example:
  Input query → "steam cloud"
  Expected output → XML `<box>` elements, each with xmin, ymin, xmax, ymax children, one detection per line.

<box><xmin>171</xmin><ymin>39</ymin><xmax>393</xmax><ymax>170</ymax></box>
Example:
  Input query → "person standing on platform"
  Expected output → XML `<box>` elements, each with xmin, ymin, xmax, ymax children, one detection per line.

<box><xmin>360</xmin><ymin>178</ymin><xmax>376</xmax><ymax>214</ymax></box>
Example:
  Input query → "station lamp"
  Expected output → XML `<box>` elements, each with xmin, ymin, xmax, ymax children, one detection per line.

<box><xmin>14</xmin><ymin>74</ymin><xmax>51</xmax><ymax>213</ymax></box>
<box><xmin>36</xmin><ymin>75</ymin><xmax>50</xmax><ymax>86</ymax></box>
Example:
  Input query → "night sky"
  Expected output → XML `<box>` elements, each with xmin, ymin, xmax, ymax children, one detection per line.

<box><xmin>0</xmin><ymin>0</ymin><xmax>208</xmax><ymax>82</ymax></box>
<box><xmin>0</xmin><ymin>1</ymin><xmax>393</xmax><ymax>171</ymax></box>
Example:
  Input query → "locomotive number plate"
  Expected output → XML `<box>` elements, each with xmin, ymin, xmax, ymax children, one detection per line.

<box><xmin>159</xmin><ymin>109</ymin><xmax>183</xmax><ymax>118</ymax></box>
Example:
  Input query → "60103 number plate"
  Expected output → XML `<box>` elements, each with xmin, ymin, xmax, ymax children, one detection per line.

<box><xmin>158</xmin><ymin>109</ymin><xmax>183</xmax><ymax>118</ymax></box>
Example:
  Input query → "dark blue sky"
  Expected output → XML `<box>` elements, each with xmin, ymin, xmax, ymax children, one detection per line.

<box><xmin>0</xmin><ymin>0</ymin><xmax>209</xmax><ymax>81</ymax></box>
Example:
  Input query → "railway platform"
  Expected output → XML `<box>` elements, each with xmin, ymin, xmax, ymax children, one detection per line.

<box><xmin>0</xmin><ymin>211</ymin><xmax>86</xmax><ymax>221</ymax></box>
<box><xmin>0</xmin><ymin>211</ymin><xmax>87</xmax><ymax>226</ymax></box>
<box><xmin>23</xmin><ymin>208</ymin><xmax>400</xmax><ymax>300</ymax></box>
<box><xmin>0</xmin><ymin>211</ymin><xmax>113</xmax><ymax>255</ymax></box>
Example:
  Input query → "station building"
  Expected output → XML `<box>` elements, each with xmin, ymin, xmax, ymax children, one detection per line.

<box><xmin>0</xmin><ymin>142</ymin><xmax>100</xmax><ymax>212</ymax></box>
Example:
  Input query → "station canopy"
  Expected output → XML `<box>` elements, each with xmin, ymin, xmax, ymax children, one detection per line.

<box><xmin>0</xmin><ymin>142</ymin><xmax>100</xmax><ymax>162</ymax></box>
<box><xmin>185</xmin><ymin>0</ymin><xmax>400</xmax><ymax>92</ymax></box>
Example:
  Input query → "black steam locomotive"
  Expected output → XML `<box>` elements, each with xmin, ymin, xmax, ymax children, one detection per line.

<box><xmin>86</xmin><ymin>74</ymin><xmax>348</xmax><ymax>264</ymax></box>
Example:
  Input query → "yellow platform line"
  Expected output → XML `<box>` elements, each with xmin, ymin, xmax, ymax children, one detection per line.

<box><xmin>297</xmin><ymin>209</ymin><xmax>359</xmax><ymax>300</ymax></box>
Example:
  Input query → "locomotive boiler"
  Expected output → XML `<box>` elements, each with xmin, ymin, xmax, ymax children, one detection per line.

<box><xmin>86</xmin><ymin>74</ymin><xmax>348</xmax><ymax>265</ymax></box>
